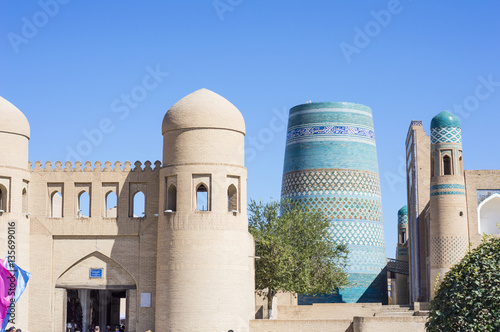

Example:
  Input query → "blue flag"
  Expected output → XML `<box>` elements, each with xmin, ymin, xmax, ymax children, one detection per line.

<box><xmin>1</xmin><ymin>257</ymin><xmax>31</xmax><ymax>332</ymax></box>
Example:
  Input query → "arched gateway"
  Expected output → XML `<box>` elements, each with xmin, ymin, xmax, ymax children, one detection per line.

<box><xmin>55</xmin><ymin>252</ymin><xmax>137</xmax><ymax>332</ymax></box>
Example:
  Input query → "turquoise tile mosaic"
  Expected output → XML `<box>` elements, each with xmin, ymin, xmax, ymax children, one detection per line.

<box><xmin>398</xmin><ymin>205</ymin><xmax>408</xmax><ymax>225</ymax></box>
<box><xmin>430</xmin><ymin>127</ymin><xmax>462</xmax><ymax>144</ymax></box>
<box><xmin>430</xmin><ymin>110</ymin><xmax>462</xmax><ymax>144</ymax></box>
<box><xmin>281</xmin><ymin>102</ymin><xmax>387</xmax><ymax>304</ymax></box>
<box><xmin>430</xmin><ymin>184</ymin><xmax>465</xmax><ymax>190</ymax></box>
<box><xmin>430</xmin><ymin>110</ymin><xmax>461</xmax><ymax>129</ymax></box>
<box><xmin>283</xmin><ymin>141</ymin><xmax>379</xmax><ymax>174</ymax></box>
<box><xmin>430</xmin><ymin>191</ymin><xmax>466</xmax><ymax>196</ymax></box>
<box><xmin>298</xmin><ymin>270</ymin><xmax>388</xmax><ymax>304</ymax></box>
<box><xmin>286</xmin><ymin>125</ymin><xmax>375</xmax><ymax>146</ymax></box>
<box><xmin>287</xmin><ymin>110</ymin><xmax>374</xmax><ymax>128</ymax></box>
<box><xmin>477</xmin><ymin>189</ymin><xmax>500</xmax><ymax>205</ymax></box>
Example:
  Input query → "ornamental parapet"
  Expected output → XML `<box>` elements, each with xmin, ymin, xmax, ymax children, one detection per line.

<box><xmin>29</xmin><ymin>160</ymin><xmax>162</xmax><ymax>172</ymax></box>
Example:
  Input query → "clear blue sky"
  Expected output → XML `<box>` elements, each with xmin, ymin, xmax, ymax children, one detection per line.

<box><xmin>1</xmin><ymin>1</ymin><xmax>500</xmax><ymax>258</ymax></box>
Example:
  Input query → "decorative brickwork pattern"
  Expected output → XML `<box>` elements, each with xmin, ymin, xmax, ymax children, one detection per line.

<box><xmin>30</xmin><ymin>160</ymin><xmax>161</xmax><ymax>172</ymax></box>
<box><xmin>430</xmin><ymin>236</ymin><xmax>468</xmax><ymax>266</ymax></box>
<box><xmin>329</xmin><ymin>221</ymin><xmax>385</xmax><ymax>248</ymax></box>
<box><xmin>282</xmin><ymin>169</ymin><xmax>381</xmax><ymax>198</ymax></box>
<box><xmin>347</xmin><ymin>246</ymin><xmax>387</xmax><ymax>273</ymax></box>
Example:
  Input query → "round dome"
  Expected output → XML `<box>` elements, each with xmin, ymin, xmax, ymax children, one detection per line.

<box><xmin>398</xmin><ymin>205</ymin><xmax>408</xmax><ymax>225</ymax></box>
<box><xmin>430</xmin><ymin>111</ymin><xmax>460</xmax><ymax>129</ymax></box>
<box><xmin>398</xmin><ymin>205</ymin><xmax>408</xmax><ymax>217</ymax></box>
<box><xmin>0</xmin><ymin>97</ymin><xmax>30</xmax><ymax>139</ymax></box>
<box><xmin>162</xmin><ymin>88</ymin><xmax>245</xmax><ymax>135</ymax></box>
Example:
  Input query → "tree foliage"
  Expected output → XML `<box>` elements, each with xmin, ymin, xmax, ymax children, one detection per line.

<box><xmin>426</xmin><ymin>235</ymin><xmax>500</xmax><ymax>331</ymax></box>
<box><xmin>248</xmin><ymin>199</ymin><xmax>349</xmax><ymax>312</ymax></box>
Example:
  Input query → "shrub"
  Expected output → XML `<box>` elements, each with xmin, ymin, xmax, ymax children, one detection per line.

<box><xmin>426</xmin><ymin>235</ymin><xmax>500</xmax><ymax>331</ymax></box>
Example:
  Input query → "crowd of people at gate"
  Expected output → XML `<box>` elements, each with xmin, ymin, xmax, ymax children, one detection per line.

<box><xmin>66</xmin><ymin>323</ymin><xmax>125</xmax><ymax>332</ymax></box>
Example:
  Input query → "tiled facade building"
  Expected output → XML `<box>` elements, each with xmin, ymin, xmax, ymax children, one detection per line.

<box><xmin>281</xmin><ymin>102</ymin><xmax>387</xmax><ymax>304</ymax></box>
<box><xmin>403</xmin><ymin>111</ymin><xmax>500</xmax><ymax>303</ymax></box>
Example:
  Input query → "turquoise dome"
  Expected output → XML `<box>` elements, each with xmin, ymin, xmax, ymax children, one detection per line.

<box><xmin>398</xmin><ymin>205</ymin><xmax>408</xmax><ymax>217</ymax></box>
<box><xmin>430</xmin><ymin>111</ymin><xmax>461</xmax><ymax>129</ymax></box>
<box><xmin>398</xmin><ymin>205</ymin><xmax>408</xmax><ymax>225</ymax></box>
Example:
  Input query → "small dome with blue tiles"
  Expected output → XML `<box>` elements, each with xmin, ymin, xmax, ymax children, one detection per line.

<box><xmin>430</xmin><ymin>111</ymin><xmax>462</xmax><ymax>144</ymax></box>
<box><xmin>398</xmin><ymin>205</ymin><xmax>408</xmax><ymax>226</ymax></box>
<box><xmin>430</xmin><ymin>111</ymin><xmax>461</xmax><ymax>129</ymax></box>
<box><xmin>398</xmin><ymin>205</ymin><xmax>408</xmax><ymax>217</ymax></box>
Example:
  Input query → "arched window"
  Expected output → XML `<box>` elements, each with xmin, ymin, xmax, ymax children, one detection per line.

<box><xmin>458</xmin><ymin>150</ymin><xmax>463</xmax><ymax>175</ymax></box>
<box><xmin>78</xmin><ymin>191</ymin><xmax>90</xmax><ymax>218</ymax></box>
<box><xmin>399</xmin><ymin>230</ymin><xmax>406</xmax><ymax>244</ymax></box>
<box><xmin>51</xmin><ymin>191</ymin><xmax>63</xmax><ymax>218</ymax></box>
<box><xmin>478</xmin><ymin>194</ymin><xmax>500</xmax><ymax>235</ymax></box>
<box><xmin>443</xmin><ymin>155</ymin><xmax>452</xmax><ymax>175</ymax></box>
<box><xmin>0</xmin><ymin>185</ymin><xmax>8</xmax><ymax>212</ymax></box>
<box><xmin>132</xmin><ymin>191</ymin><xmax>145</xmax><ymax>217</ymax></box>
<box><xmin>167</xmin><ymin>184</ymin><xmax>177</xmax><ymax>211</ymax></box>
<box><xmin>22</xmin><ymin>188</ymin><xmax>28</xmax><ymax>214</ymax></box>
<box><xmin>227</xmin><ymin>184</ymin><xmax>237</xmax><ymax>212</ymax></box>
<box><xmin>105</xmin><ymin>191</ymin><xmax>117</xmax><ymax>218</ymax></box>
<box><xmin>196</xmin><ymin>184</ymin><xmax>208</xmax><ymax>211</ymax></box>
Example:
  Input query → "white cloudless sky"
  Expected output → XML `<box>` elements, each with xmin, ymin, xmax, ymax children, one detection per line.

<box><xmin>1</xmin><ymin>1</ymin><xmax>500</xmax><ymax>258</ymax></box>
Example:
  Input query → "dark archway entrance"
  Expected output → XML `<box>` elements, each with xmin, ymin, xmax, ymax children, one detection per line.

<box><xmin>66</xmin><ymin>289</ymin><xmax>126</xmax><ymax>332</ymax></box>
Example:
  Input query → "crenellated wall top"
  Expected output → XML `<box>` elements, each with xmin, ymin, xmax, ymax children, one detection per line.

<box><xmin>29</xmin><ymin>160</ymin><xmax>162</xmax><ymax>172</ymax></box>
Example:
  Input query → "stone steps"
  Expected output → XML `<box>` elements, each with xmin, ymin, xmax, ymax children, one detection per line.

<box><xmin>375</xmin><ymin>311</ymin><xmax>416</xmax><ymax>317</ymax></box>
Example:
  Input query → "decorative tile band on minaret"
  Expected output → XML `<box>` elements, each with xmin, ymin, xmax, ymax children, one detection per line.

<box><xmin>397</xmin><ymin>205</ymin><xmax>409</xmax><ymax>260</ymax></box>
<box><xmin>395</xmin><ymin>205</ymin><xmax>409</xmax><ymax>304</ymax></box>
<box><xmin>429</xmin><ymin>110</ymin><xmax>468</xmax><ymax>298</ymax></box>
<box><xmin>281</xmin><ymin>102</ymin><xmax>387</xmax><ymax>304</ymax></box>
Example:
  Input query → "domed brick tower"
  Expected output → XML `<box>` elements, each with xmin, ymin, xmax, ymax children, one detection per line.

<box><xmin>0</xmin><ymin>97</ymin><xmax>31</xmax><ymax>328</ymax></box>
<box><xmin>155</xmin><ymin>89</ymin><xmax>255</xmax><ymax>331</ymax></box>
<box><xmin>429</xmin><ymin>111</ymin><xmax>468</xmax><ymax>296</ymax></box>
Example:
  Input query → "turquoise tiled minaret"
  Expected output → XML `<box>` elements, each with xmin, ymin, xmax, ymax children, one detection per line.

<box><xmin>397</xmin><ymin>205</ymin><xmax>409</xmax><ymax>259</ymax></box>
<box><xmin>396</xmin><ymin>205</ymin><xmax>409</xmax><ymax>304</ymax></box>
<box><xmin>281</xmin><ymin>102</ymin><xmax>387</xmax><ymax>304</ymax></box>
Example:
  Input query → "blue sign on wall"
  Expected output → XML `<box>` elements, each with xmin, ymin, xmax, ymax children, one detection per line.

<box><xmin>89</xmin><ymin>268</ymin><xmax>103</xmax><ymax>278</ymax></box>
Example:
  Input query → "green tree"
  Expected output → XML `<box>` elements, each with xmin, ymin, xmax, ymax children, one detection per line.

<box><xmin>248</xmin><ymin>199</ymin><xmax>349</xmax><ymax>319</ymax></box>
<box><xmin>426</xmin><ymin>235</ymin><xmax>500</xmax><ymax>331</ymax></box>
